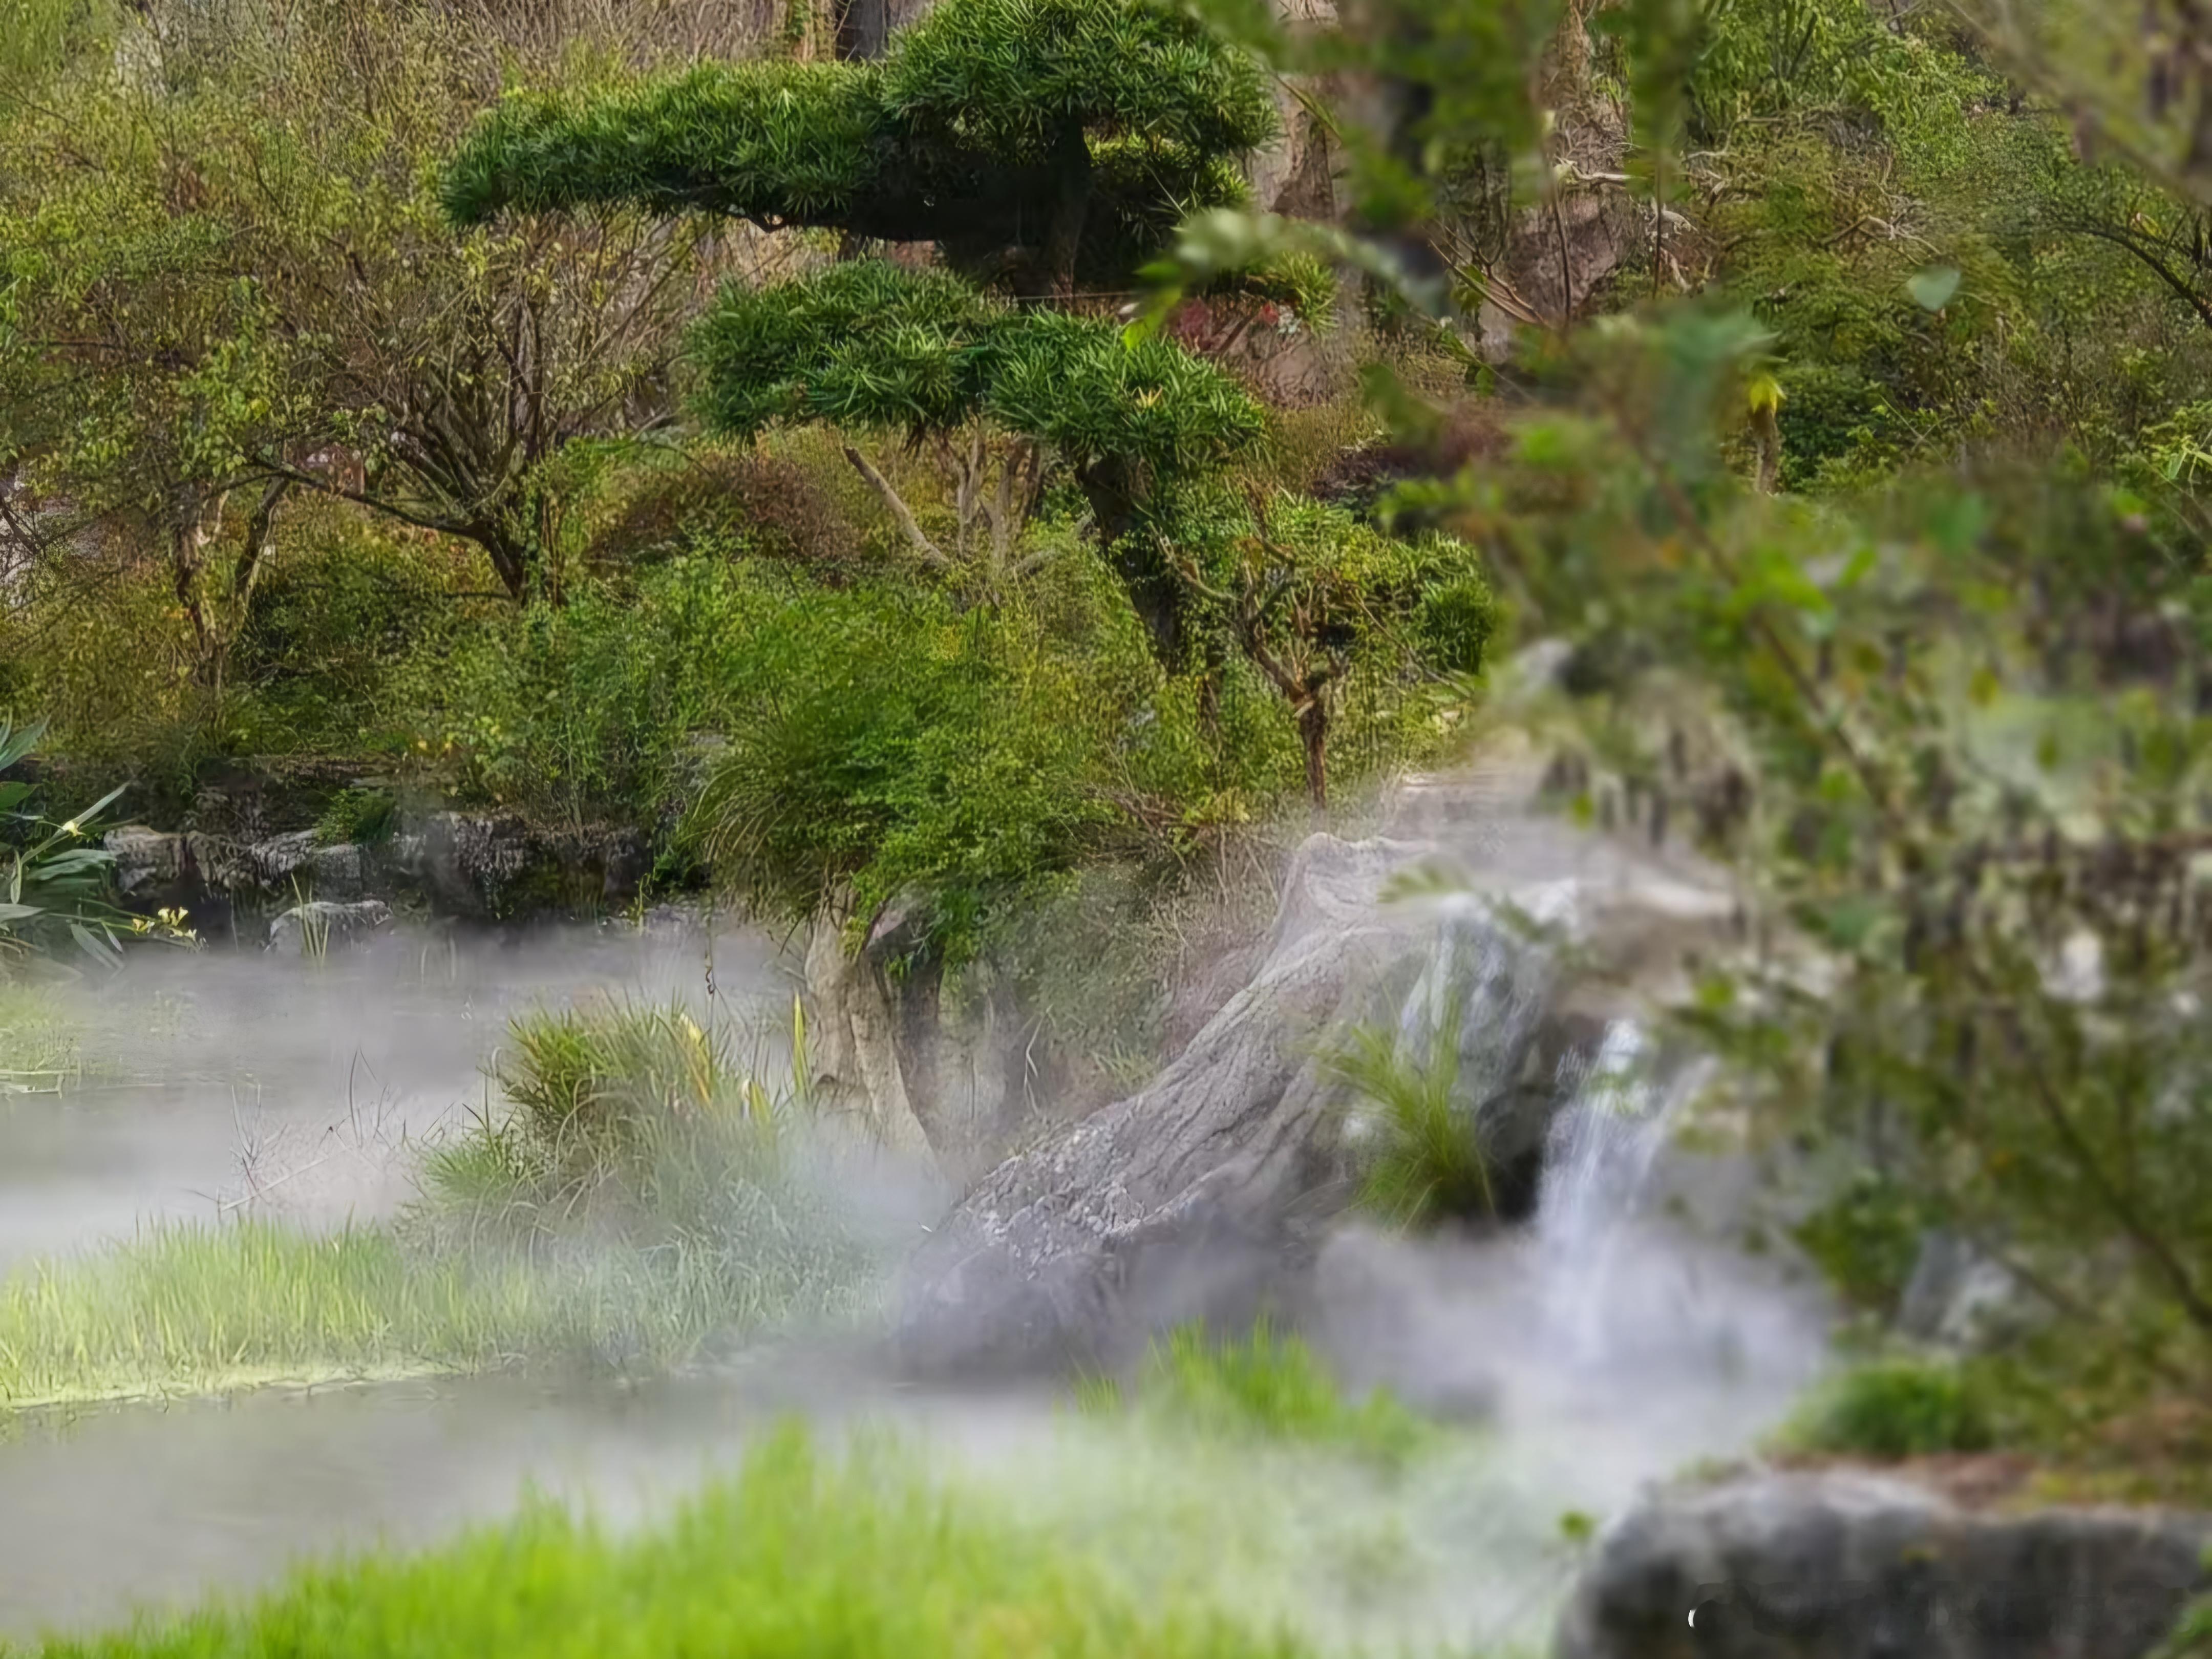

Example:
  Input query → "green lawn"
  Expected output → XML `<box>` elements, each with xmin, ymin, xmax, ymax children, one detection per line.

<box><xmin>19</xmin><ymin>1426</ymin><xmax>1320</xmax><ymax>1659</ymax></box>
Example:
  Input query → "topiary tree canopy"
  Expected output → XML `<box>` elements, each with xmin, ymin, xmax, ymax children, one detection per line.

<box><xmin>442</xmin><ymin>0</ymin><xmax>1277</xmax><ymax>296</ymax></box>
<box><xmin>690</xmin><ymin>258</ymin><xmax>1265</xmax><ymax>656</ymax></box>
<box><xmin>444</xmin><ymin>0</ymin><xmax>1292</xmax><ymax>660</ymax></box>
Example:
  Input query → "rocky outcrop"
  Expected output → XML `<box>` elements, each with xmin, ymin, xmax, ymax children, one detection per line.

<box><xmin>104</xmin><ymin>810</ymin><xmax>648</xmax><ymax>938</ymax></box>
<box><xmin>893</xmin><ymin>777</ymin><xmax>1747</xmax><ymax>1376</ymax></box>
<box><xmin>894</xmin><ymin>832</ymin><xmax>1410</xmax><ymax>1375</ymax></box>
<box><xmin>1555</xmin><ymin>1471</ymin><xmax>2212</xmax><ymax>1659</ymax></box>
<box><xmin>265</xmin><ymin>899</ymin><xmax>393</xmax><ymax>955</ymax></box>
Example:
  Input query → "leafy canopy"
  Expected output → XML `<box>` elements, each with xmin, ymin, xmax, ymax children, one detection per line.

<box><xmin>442</xmin><ymin>0</ymin><xmax>1277</xmax><ymax>288</ymax></box>
<box><xmin>693</xmin><ymin>260</ymin><xmax>1265</xmax><ymax>479</ymax></box>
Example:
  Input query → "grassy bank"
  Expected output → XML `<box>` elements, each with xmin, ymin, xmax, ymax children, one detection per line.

<box><xmin>0</xmin><ymin>1219</ymin><xmax>871</xmax><ymax>1411</ymax></box>
<box><xmin>0</xmin><ymin>1001</ymin><xmax>878</xmax><ymax>1411</ymax></box>
<box><xmin>19</xmin><ymin>1425</ymin><xmax>1326</xmax><ymax>1659</ymax></box>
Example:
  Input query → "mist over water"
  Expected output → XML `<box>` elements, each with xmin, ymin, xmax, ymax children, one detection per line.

<box><xmin>0</xmin><ymin>828</ymin><xmax>1833</xmax><ymax>1651</ymax></box>
<box><xmin>0</xmin><ymin>919</ymin><xmax>792</xmax><ymax>1273</ymax></box>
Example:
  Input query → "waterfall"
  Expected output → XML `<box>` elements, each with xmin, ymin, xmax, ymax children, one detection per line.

<box><xmin>1532</xmin><ymin>1021</ymin><xmax>1685</xmax><ymax>1368</ymax></box>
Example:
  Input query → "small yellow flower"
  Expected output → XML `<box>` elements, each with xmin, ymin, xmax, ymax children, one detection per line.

<box><xmin>60</xmin><ymin>821</ymin><xmax>77</xmax><ymax>836</ymax></box>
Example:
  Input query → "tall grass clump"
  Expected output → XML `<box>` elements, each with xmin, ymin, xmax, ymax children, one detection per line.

<box><xmin>1323</xmin><ymin>994</ymin><xmax>1493</xmax><ymax>1229</ymax></box>
<box><xmin>1079</xmin><ymin>1321</ymin><xmax>1429</xmax><ymax>1468</ymax></box>
<box><xmin>0</xmin><ymin>1002</ymin><xmax>878</xmax><ymax>1410</ymax></box>
<box><xmin>0</xmin><ymin>1223</ymin><xmax>559</xmax><ymax>1408</ymax></box>
<box><xmin>27</xmin><ymin>1425</ymin><xmax>1308</xmax><ymax>1659</ymax></box>
<box><xmin>413</xmin><ymin>998</ymin><xmax>873</xmax><ymax>1329</ymax></box>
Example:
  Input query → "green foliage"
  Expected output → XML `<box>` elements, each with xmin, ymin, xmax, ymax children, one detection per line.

<box><xmin>23</xmin><ymin>1426</ymin><xmax>1308</xmax><ymax>1659</ymax></box>
<box><xmin>443</xmin><ymin>0</ymin><xmax>1275</xmax><ymax>292</ymax></box>
<box><xmin>678</xmin><ymin>570</ymin><xmax>1119</xmax><ymax>963</ymax></box>
<box><xmin>688</xmin><ymin>260</ymin><xmax>1268</xmax><ymax>653</ymax></box>
<box><xmin>1323</xmin><ymin>993</ymin><xmax>1494</xmax><ymax>1228</ymax></box>
<box><xmin>0</xmin><ymin>0</ymin><xmax>112</xmax><ymax>84</ymax></box>
<box><xmin>0</xmin><ymin>717</ymin><xmax>150</xmax><ymax>972</ymax></box>
<box><xmin>0</xmin><ymin>2</ymin><xmax>726</xmax><ymax>606</ymax></box>
<box><xmin>414</xmin><ymin>999</ymin><xmax>866</xmax><ymax>1324</ymax></box>
<box><xmin>1078</xmin><ymin>1321</ymin><xmax>1430</xmax><ymax>1466</ymax></box>
<box><xmin>1782</xmin><ymin>1357</ymin><xmax>2000</xmax><ymax>1459</ymax></box>
<box><xmin>1792</xmin><ymin>1171</ymin><xmax>1929</xmax><ymax>1314</ymax></box>
<box><xmin>313</xmin><ymin>789</ymin><xmax>397</xmax><ymax>849</ymax></box>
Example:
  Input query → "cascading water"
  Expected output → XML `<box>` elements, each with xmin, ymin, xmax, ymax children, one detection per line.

<box><xmin>1533</xmin><ymin>1018</ymin><xmax>1678</xmax><ymax>1369</ymax></box>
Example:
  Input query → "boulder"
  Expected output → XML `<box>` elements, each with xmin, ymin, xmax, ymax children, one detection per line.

<box><xmin>891</xmin><ymin>782</ymin><xmax>1751</xmax><ymax>1378</ymax></box>
<box><xmin>265</xmin><ymin>900</ymin><xmax>392</xmax><ymax>956</ymax></box>
<box><xmin>246</xmin><ymin>828</ymin><xmax>320</xmax><ymax>890</ymax></box>
<box><xmin>105</xmin><ymin>827</ymin><xmax>188</xmax><ymax>898</ymax></box>
<box><xmin>1553</xmin><ymin>1471</ymin><xmax>2212</xmax><ymax>1659</ymax></box>
<box><xmin>892</xmin><ymin>832</ymin><xmax>1410</xmax><ymax>1375</ymax></box>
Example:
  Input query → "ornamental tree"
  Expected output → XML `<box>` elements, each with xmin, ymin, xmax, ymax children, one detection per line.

<box><xmin>443</xmin><ymin>0</ymin><xmax>1278</xmax><ymax>299</ymax></box>
<box><xmin>687</xmin><ymin>259</ymin><xmax>1265</xmax><ymax>661</ymax></box>
<box><xmin>444</xmin><ymin>0</ymin><xmax>1291</xmax><ymax>666</ymax></box>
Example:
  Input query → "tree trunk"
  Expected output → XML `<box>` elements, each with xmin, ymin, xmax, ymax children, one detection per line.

<box><xmin>1042</xmin><ymin>120</ymin><xmax>1094</xmax><ymax>300</ymax></box>
<box><xmin>1297</xmin><ymin>698</ymin><xmax>1329</xmax><ymax>809</ymax></box>
<box><xmin>1751</xmin><ymin>403</ymin><xmax>1783</xmax><ymax>495</ymax></box>
<box><xmin>170</xmin><ymin>487</ymin><xmax>228</xmax><ymax>687</ymax></box>
<box><xmin>1078</xmin><ymin>457</ymin><xmax>1185</xmax><ymax>670</ymax></box>
<box><xmin>469</xmin><ymin>516</ymin><xmax>534</xmax><ymax>602</ymax></box>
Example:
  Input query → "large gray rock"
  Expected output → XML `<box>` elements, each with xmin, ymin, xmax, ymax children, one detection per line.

<box><xmin>892</xmin><ymin>773</ymin><xmax>1751</xmax><ymax>1377</ymax></box>
<box><xmin>1554</xmin><ymin>1471</ymin><xmax>2212</xmax><ymax>1659</ymax></box>
<box><xmin>892</xmin><ymin>832</ymin><xmax>1413</xmax><ymax>1374</ymax></box>
<box><xmin>105</xmin><ymin>827</ymin><xmax>187</xmax><ymax>897</ymax></box>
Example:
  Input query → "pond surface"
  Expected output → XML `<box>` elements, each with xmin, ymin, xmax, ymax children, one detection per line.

<box><xmin>0</xmin><ymin>919</ymin><xmax>791</xmax><ymax>1274</ymax></box>
<box><xmin>0</xmin><ymin>914</ymin><xmax>1833</xmax><ymax>1652</ymax></box>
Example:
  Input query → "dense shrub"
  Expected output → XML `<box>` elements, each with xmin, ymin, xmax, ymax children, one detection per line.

<box><xmin>1783</xmin><ymin>1357</ymin><xmax>2000</xmax><ymax>1460</ymax></box>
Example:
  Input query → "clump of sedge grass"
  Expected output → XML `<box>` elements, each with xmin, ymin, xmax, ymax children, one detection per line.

<box><xmin>26</xmin><ymin>1424</ymin><xmax>1314</xmax><ymax>1659</ymax></box>
<box><xmin>1323</xmin><ymin>994</ymin><xmax>1494</xmax><ymax>1228</ymax></box>
<box><xmin>1078</xmin><ymin>1321</ymin><xmax>1429</xmax><ymax>1467</ymax></box>
<box><xmin>410</xmin><ymin>997</ymin><xmax>871</xmax><ymax>1318</ymax></box>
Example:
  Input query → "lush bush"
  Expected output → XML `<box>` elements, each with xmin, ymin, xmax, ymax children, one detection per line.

<box><xmin>1782</xmin><ymin>1357</ymin><xmax>2000</xmax><ymax>1460</ymax></box>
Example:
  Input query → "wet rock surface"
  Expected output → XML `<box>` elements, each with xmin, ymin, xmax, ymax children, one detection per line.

<box><xmin>1554</xmin><ymin>1471</ymin><xmax>2212</xmax><ymax>1659</ymax></box>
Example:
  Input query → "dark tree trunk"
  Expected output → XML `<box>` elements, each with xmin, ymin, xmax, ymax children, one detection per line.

<box><xmin>1078</xmin><ymin>457</ymin><xmax>1186</xmax><ymax>670</ymax></box>
<box><xmin>1042</xmin><ymin>120</ymin><xmax>1093</xmax><ymax>300</ymax></box>
<box><xmin>1297</xmin><ymin>698</ymin><xmax>1328</xmax><ymax>809</ymax></box>
<box><xmin>468</xmin><ymin>517</ymin><xmax>534</xmax><ymax>603</ymax></box>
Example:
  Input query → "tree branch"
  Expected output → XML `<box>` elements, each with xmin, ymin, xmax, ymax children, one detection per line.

<box><xmin>841</xmin><ymin>444</ymin><xmax>950</xmax><ymax>570</ymax></box>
